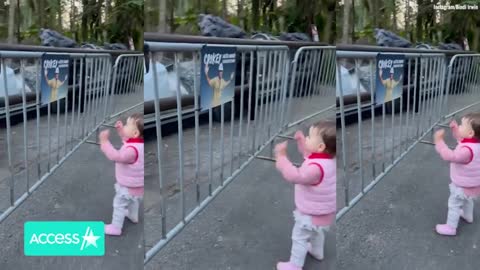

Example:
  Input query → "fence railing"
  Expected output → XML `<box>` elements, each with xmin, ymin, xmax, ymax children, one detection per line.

<box><xmin>145</xmin><ymin>41</ymin><xmax>290</xmax><ymax>263</ymax></box>
<box><xmin>107</xmin><ymin>54</ymin><xmax>144</xmax><ymax>119</ymax></box>
<box><xmin>0</xmin><ymin>49</ymin><xmax>142</xmax><ymax>223</ymax></box>
<box><xmin>144</xmin><ymin>38</ymin><xmax>335</xmax><ymax>263</ymax></box>
<box><xmin>255</xmin><ymin>46</ymin><xmax>336</xmax><ymax>166</ymax></box>
<box><xmin>284</xmin><ymin>46</ymin><xmax>336</xmax><ymax>129</ymax></box>
<box><xmin>443</xmin><ymin>54</ymin><xmax>480</xmax><ymax>119</ymax></box>
<box><xmin>336</xmin><ymin>49</ymin><xmax>480</xmax><ymax>220</ymax></box>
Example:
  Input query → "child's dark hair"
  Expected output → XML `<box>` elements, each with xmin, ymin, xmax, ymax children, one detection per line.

<box><xmin>129</xmin><ymin>113</ymin><xmax>144</xmax><ymax>138</ymax></box>
<box><xmin>312</xmin><ymin>120</ymin><xmax>336</xmax><ymax>156</ymax></box>
<box><xmin>463</xmin><ymin>112</ymin><xmax>480</xmax><ymax>139</ymax></box>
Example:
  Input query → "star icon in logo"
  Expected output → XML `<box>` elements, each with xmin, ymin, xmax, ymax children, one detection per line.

<box><xmin>80</xmin><ymin>226</ymin><xmax>100</xmax><ymax>250</ymax></box>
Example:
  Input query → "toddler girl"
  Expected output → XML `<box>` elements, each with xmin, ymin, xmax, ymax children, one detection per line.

<box><xmin>99</xmin><ymin>113</ymin><xmax>144</xmax><ymax>236</ymax></box>
<box><xmin>274</xmin><ymin>120</ymin><xmax>336</xmax><ymax>270</ymax></box>
<box><xmin>434</xmin><ymin>112</ymin><xmax>480</xmax><ymax>236</ymax></box>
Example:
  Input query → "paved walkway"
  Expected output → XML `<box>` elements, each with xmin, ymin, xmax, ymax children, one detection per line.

<box><xmin>0</xmin><ymin>133</ymin><xmax>144</xmax><ymax>270</ymax></box>
<box><xmin>338</xmin><ymin>135</ymin><xmax>480</xmax><ymax>270</ymax></box>
<box><xmin>146</xmin><ymin>139</ymin><xmax>335</xmax><ymax>270</ymax></box>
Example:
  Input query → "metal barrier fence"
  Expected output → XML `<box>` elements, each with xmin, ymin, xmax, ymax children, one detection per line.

<box><xmin>255</xmin><ymin>46</ymin><xmax>336</xmax><ymax>167</ymax></box>
<box><xmin>0</xmin><ymin>50</ymin><xmax>141</xmax><ymax>223</ymax></box>
<box><xmin>443</xmin><ymin>54</ymin><xmax>480</xmax><ymax>119</ymax></box>
<box><xmin>284</xmin><ymin>46</ymin><xmax>336</xmax><ymax>129</ymax></box>
<box><xmin>106</xmin><ymin>54</ymin><xmax>144</xmax><ymax>120</ymax></box>
<box><xmin>145</xmin><ymin>42</ymin><xmax>290</xmax><ymax>263</ymax></box>
<box><xmin>144</xmin><ymin>42</ymin><xmax>335</xmax><ymax>263</ymax></box>
<box><xmin>336</xmin><ymin>50</ymin><xmax>480</xmax><ymax>220</ymax></box>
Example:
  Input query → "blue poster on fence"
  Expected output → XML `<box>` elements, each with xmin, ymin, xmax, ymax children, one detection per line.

<box><xmin>375</xmin><ymin>54</ymin><xmax>404</xmax><ymax>104</ymax></box>
<box><xmin>41</xmin><ymin>54</ymin><xmax>70</xmax><ymax>105</ymax></box>
<box><xmin>200</xmin><ymin>46</ymin><xmax>236</xmax><ymax>111</ymax></box>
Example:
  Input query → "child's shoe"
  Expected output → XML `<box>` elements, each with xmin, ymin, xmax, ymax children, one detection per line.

<box><xmin>105</xmin><ymin>224</ymin><xmax>122</xmax><ymax>236</ymax></box>
<box><xmin>307</xmin><ymin>243</ymin><xmax>323</xmax><ymax>261</ymax></box>
<box><xmin>277</xmin><ymin>261</ymin><xmax>302</xmax><ymax>270</ymax></box>
<box><xmin>435</xmin><ymin>224</ymin><xmax>456</xmax><ymax>236</ymax></box>
<box><xmin>460</xmin><ymin>210</ymin><xmax>473</xmax><ymax>223</ymax></box>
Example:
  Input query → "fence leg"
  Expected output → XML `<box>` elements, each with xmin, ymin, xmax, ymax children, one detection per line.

<box><xmin>269</xmin><ymin>137</ymin><xmax>275</xmax><ymax>159</ymax></box>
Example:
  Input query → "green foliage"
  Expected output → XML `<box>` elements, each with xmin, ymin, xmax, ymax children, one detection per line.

<box><xmin>19</xmin><ymin>25</ymin><xmax>40</xmax><ymax>40</ymax></box>
<box><xmin>283</xmin><ymin>6</ymin><xmax>307</xmax><ymax>33</ymax></box>
<box><xmin>355</xmin><ymin>26</ymin><xmax>374</xmax><ymax>39</ymax></box>
<box><xmin>173</xmin><ymin>7</ymin><xmax>198</xmax><ymax>34</ymax></box>
<box><xmin>186</xmin><ymin>8</ymin><xmax>201</xmax><ymax>27</ymax></box>
<box><xmin>108</xmin><ymin>0</ymin><xmax>144</xmax><ymax>47</ymax></box>
<box><xmin>0</xmin><ymin>0</ymin><xmax>143</xmax><ymax>47</ymax></box>
<box><xmin>341</xmin><ymin>0</ymin><xmax>480</xmax><ymax>51</ymax></box>
<box><xmin>460</xmin><ymin>0</ymin><xmax>480</xmax><ymax>4</ymax></box>
<box><xmin>144</xmin><ymin>0</ymin><xmax>336</xmax><ymax>43</ymax></box>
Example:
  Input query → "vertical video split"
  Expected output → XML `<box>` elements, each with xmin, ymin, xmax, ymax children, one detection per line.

<box><xmin>143</xmin><ymin>0</ymin><xmax>336</xmax><ymax>269</ymax></box>
<box><xmin>337</xmin><ymin>1</ymin><xmax>480</xmax><ymax>269</ymax></box>
<box><xmin>0</xmin><ymin>1</ymin><xmax>144</xmax><ymax>269</ymax></box>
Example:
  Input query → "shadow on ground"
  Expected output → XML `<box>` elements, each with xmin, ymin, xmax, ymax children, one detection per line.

<box><xmin>338</xmin><ymin>134</ymin><xmax>480</xmax><ymax>270</ymax></box>
<box><xmin>145</xmin><ymin>140</ymin><xmax>336</xmax><ymax>270</ymax></box>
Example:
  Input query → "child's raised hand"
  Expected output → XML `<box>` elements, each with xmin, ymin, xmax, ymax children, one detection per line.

<box><xmin>99</xmin><ymin>129</ymin><xmax>110</xmax><ymax>144</ymax></box>
<box><xmin>434</xmin><ymin>129</ymin><xmax>445</xmax><ymax>144</ymax></box>
<box><xmin>294</xmin><ymin>130</ymin><xmax>305</xmax><ymax>141</ymax></box>
<box><xmin>449</xmin><ymin>119</ymin><xmax>458</xmax><ymax>129</ymax></box>
<box><xmin>115</xmin><ymin>120</ymin><xmax>123</xmax><ymax>130</ymax></box>
<box><xmin>275</xmin><ymin>141</ymin><xmax>288</xmax><ymax>158</ymax></box>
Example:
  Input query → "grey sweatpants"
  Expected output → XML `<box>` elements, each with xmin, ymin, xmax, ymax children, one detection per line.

<box><xmin>111</xmin><ymin>183</ymin><xmax>142</xmax><ymax>229</ymax></box>
<box><xmin>289</xmin><ymin>210</ymin><xmax>330</xmax><ymax>267</ymax></box>
<box><xmin>446</xmin><ymin>183</ymin><xmax>475</xmax><ymax>228</ymax></box>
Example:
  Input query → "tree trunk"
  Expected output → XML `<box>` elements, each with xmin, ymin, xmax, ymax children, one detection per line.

<box><xmin>26</xmin><ymin>0</ymin><xmax>36</xmax><ymax>26</ymax></box>
<box><xmin>252</xmin><ymin>0</ymin><xmax>259</xmax><ymax>30</ymax></box>
<box><xmin>423</xmin><ymin>20</ymin><xmax>428</xmax><ymax>42</ymax></box>
<box><xmin>58</xmin><ymin>0</ymin><xmax>62</xmax><ymax>29</ymax></box>
<box><xmin>169</xmin><ymin>0</ymin><xmax>175</xmax><ymax>33</ymax></box>
<box><xmin>104</xmin><ymin>0</ymin><xmax>110</xmax><ymax>41</ymax></box>
<box><xmin>159</xmin><ymin>0</ymin><xmax>167</xmax><ymax>32</ymax></box>
<box><xmin>405</xmin><ymin>0</ymin><xmax>409</xmax><ymax>38</ymax></box>
<box><xmin>342</xmin><ymin>0</ymin><xmax>351</xmax><ymax>43</ymax></box>
<box><xmin>237</xmin><ymin>0</ymin><xmax>244</xmax><ymax>29</ymax></box>
<box><xmin>392</xmin><ymin>0</ymin><xmax>397</xmax><ymax>31</ymax></box>
<box><xmin>472</xmin><ymin>26</ymin><xmax>479</xmax><ymax>53</ymax></box>
<box><xmin>351</xmin><ymin>0</ymin><xmax>355</xmax><ymax>42</ymax></box>
<box><xmin>222</xmin><ymin>0</ymin><xmax>227</xmax><ymax>19</ymax></box>
<box><xmin>378</xmin><ymin>0</ymin><xmax>385</xmax><ymax>28</ymax></box>
<box><xmin>70</xmin><ymin>0</ymin><xmax>75</xmax><ymax>33</ymax></box>
<box><xmin>82</xmin><ymin>0</ymin><xmax>88</xmax><ymax>40</ymax></box>
<box><xmin>16</xmin><ymin>0</ymin><xmax>20</xmax><ymax>42</ymax></box>
<box><xmin>261</xmin><ymin>1</ymin><xmax>267</xmax><ymax>31</ymax></box>
<box><xmin>323</xmin><ymin>4</ymin><xmax>334</xmax><ymax>43</ymax></box>
<box><xmin>269</xmin><ymin>0</ymin><xmax>276</xmax><ymax>32</ymax></box>
<box><xmin>416</xmin><ymin>0</ymin><xmax>423</xmax><ymax>42</ymax></box>
<box><xmin>7</xmin><ymin>0</ymin><xmax>15</xmax><ymax>43</ymax></box>
<box><xmin>0</xmin><ymin>1</ymin><xmax>5</xmax><ymax>38</ymax></box>
<box><xmin>367</xmin><ymin>0</ymin><xmax>377</xmax><ymax>28</ymax></box>
<box><xmin>274</xmin><ymin>0</ymin><xmax>280</xmax><ymax>32</ymax></box>
<box><xmin>95</xmin><ymin>0</ymin><xmax>103</xmax><ymax>41</ymax></box>
<box><xmin>38</xmin><ymin>0</ymin><xmax>44</xmax><ymax>27</ymax></box>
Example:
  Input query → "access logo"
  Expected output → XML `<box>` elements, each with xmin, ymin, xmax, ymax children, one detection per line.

<box><xmin>24</xmin><ymin>221</ymin><xmax>104</xmax><ymax>256</ymax></box>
